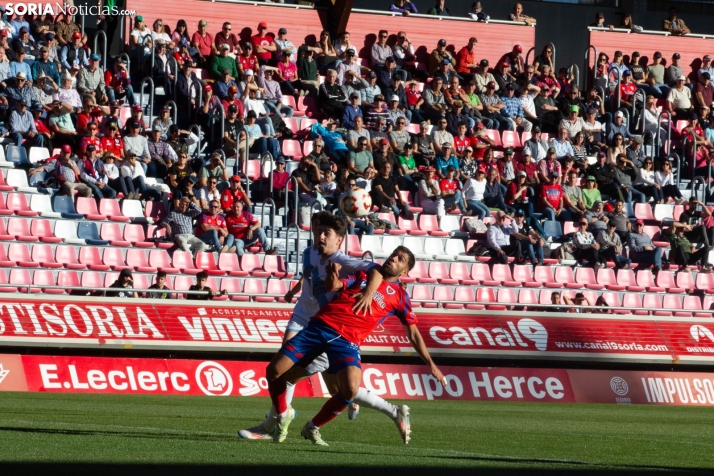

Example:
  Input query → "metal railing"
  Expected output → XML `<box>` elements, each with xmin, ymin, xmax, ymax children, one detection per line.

<box><xmin>284</xmin><ymin>222</ymin><xmax>302</xmax><ymax>278</ymax></box>
<box><xmin>691</xmin><ymin>176</ymin><xmax>706</xmax><ymax>200</ymax></box>
<box><xmin>215</xmin><ymin>102</ymin><xmax>226</xmax><ymax>151</ymax></box>
<box><xmin>163</xmin><ymin>100</ymin><xmax>178</xmax><ymax>124</ymax></box>
<box><xmin>307</xmin><ymin>201</ymin><xmax>323</xmax><ymax>238</ymax></box>
<box><xmin>683</xmin><ymin>134</ymin><xmax>696</xmax><ymax>181</ymax></box>
<box><xmin>261</xmin><ymin>152</ymin><xmax>274</xmax><ymax>198</ymax></box>
<box><xmin>656</xmin><ymin>110</ymin><xmax>672</xmax><ymax>157</ymax></box>
<box><xmin>93</xmin><ymin>30</ymin><xmax>107</xmax><ymax>70</ymax></box>
<box><xmin>117</xmin><ymin>53</ymin><xmax>131</xmax><ymax>77</ymax></box>
<box><xmin>610</xmin><ymin>66</ymin><xmax>622</xmax><ymax>110</ymax></box>
<box><xmin>631</xmin><ymin>89</ymin><xmax>646</xmax><ymax>132</ymax></box>
<box><xmin>567</xmin><ymin>64</ymin><xmax>579</xmax><ymax>91</ymax></box>
<box><xmin>139</xmin><ymin>77</ymin><xmax>155</xmax><ymax>127</ymax></box>
<box><xmin>583</xmin><ymin>45</ymin><xmax>598</xmax><ymax>92</ymax></box>
<box><xmin>284</xmin><ymin>176</ymin><xmax>299</xmax><ymax>225</ymax></box>
<box><xmin>669</xmin><ymin>152</ymin><xmax>682</xmax><ymax>188</ymax></box>
<box><xmin>189</xmin><ymin>124</ymin><xmax>202</xmax><ymax>161</ymax></box>
<box><xmin>257</xmin><ymin>198</ymin><xmax>277</xmax><ymax>250</ymax></box>
<box><xmin>170</xmin><ymin>57</ymin><xmax>179</xmax><ymax>102</ymax></box>
<box><xmin>210</xmin><ymin>0</ymin><xmax>328</xmax><ymax>10</ymax></box>
<box><xmin>362</xmin><ymin>251</ymin><xmax>374</xmax><ymax>262</ymax></box>
<box><xmin>349</xmin><ymin>8</ymin><xmax>535</xmax><ymax>26</ymax></box>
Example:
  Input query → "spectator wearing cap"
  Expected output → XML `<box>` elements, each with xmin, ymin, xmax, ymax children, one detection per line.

<box><xmin>237</xmin><ymin>43</ymin><xmax>259</xmax><ymax>77</ymax></box>
<box><xmin>160</xmin><ymin>197</ymin><xmax>207</xmax><ymax>254</ymax></box>
<box><xmin>695</xmin><ymin>71</ymin><xmax>714</xmax><ymax>110</ymax></box>
<box><xmin>628</xmin><ymin>220</ymin><xmax>663</xmax><ymax>272</ymax></box>
<box><xmin>10</xmin><ymin>98</ymin><xmax>43</xmax><ymax>148</ymax></box>
<box><xmin>573</xmin><ymin>219</ymin><xmax>606</xmax><ymax>269</ymax></box>
<box><xmin>360</xmin><ymin>71</ymin><xmax>381</xmax><ymax>108</ymax></box>
<box><xmin>665</xmin><ymin>53</ymin><xmax>684</xmax><ymax>87</ymax></box>
<box><xmin>627</xmin><ymin>51</ymin><xmax>646</xmax><ymax>85</ymax></box>
<box><xmin>607</xmin><ymin>111</ymin><xmax>634</xmax><ymax>145</ymax></box>
<box><xmin>616</xmin><ymin>70</ymin><xmax>638</xmax><ymax>109</ymax></box>
<box><xmin>390</xmin><ymin>0</ymin><xmax>418</xmax><ymax>15</ymax></box>
<box><xmin>31</xmin><ymin>46</ymin><xmax>59</xmax><ymax>84</ymax></box>
<box><xmin>251</xmin><ymin>22</ymin><xmax>276</xmax><ymax>66</ymax></box>
<box><xmin>60</xmin><ymin>31</ymin><xmax>88</xmax><ymax>70</ymax></box>
<box><xmin>195</xmin><ymin>197</ymin><xmax>233</xmax><ymax>253</ymax></box>
<box><xmin>152</xmin><ymin>105</ymin><xmax>174</xmax><ymax>139</ymax></box>
<box><xmin>501</xmin><ymin>83</ymin><xmax>532</xmax><ymax>132</ymax></box>
<box><xmin>221</xmin><ymin>84</ymin><xmax>244</xmax><ymax>117</ymax></box>
<box><xmin>428</xmin><ymin>39</ymin><xmax>453</xmax><ymax>75</ymax></box>
<box><xmin>106</xmin><ymin>269</ymin><xmax>139</xmax><ymax>299</ymax></box>
<box><xmin>211</xmin><ymin>44</ymin><xmax>239</xmax><ymax>81</ymax></box>
<box><xmin>214</xmin><ymin>22</ymin><xmax>240</xmax><ymax>57</ymax></box>
<box><xmin>663</xmin><ymin>7</ymin><xmax>690</xmax><ymax>36</ymax></box>
<box><xmin>276</xmin><ymin>49</ymin><xmax>300</xmax><ymax>96</ymax></box>
<box><xmin>498</xmin><ymin>45</ymin><xmax>525</xmax><ymax>78</ymax></box>
<box><xmin>343</xmin><ymin>92</ymin><xmax>364</xmax><ymax>129</ymax></box>
<box><xmin>582</xmin><ymin>106</ymin><xmax>606</xmax><ymax>152</ymax></box>
<box><xmin>173</xmin><ymin>38</ymin><xmax>193</xmax><ymax>68</ymax></box>
<box><xmin>256</xmin><ymin>65</ymin><xmax>294</xmax><ymax>117</ymax></box>
<box><xmin>191</xmin><ymin>19</ymin><xmax>215</xmax><ymax>67</ymax></box>
<box><xmin>223</xmin><ymin>103</ymin><xmax>246</xmax><ymax>157</ymax></box>
<box><xmin>2</xmin><ymin>70</ymin><xmax>35</xmax><ymax>110</ymax></box>
<box><xmin>538</xmin><ymin>146</ymin><xmax>562</xmax><ymax>184</ymax></box>
<box><xmin>99</xmin><ymin>120</ymin><xmax>124</xmax><ymax>159</ymax></box>
<box><xmin>433</xmin><ymin>58</ymin><xmax>459</xmax><ymax>86</ymax></box>
<box><xmin>434</xmin><ymin>142</ymin><xmax>459</xmax><ymax>179</ymax></box>
<box><xmin>43</xmin><ymin>32</ymin><xmax>60</xmax><ymax>67</ymax></box>
<box><xmin>244</xmin><ymin>109</ymin><xmax>280</xmax><ymax>160</ymax></box>
<box><xmin>474</xmin><ymin>59</ymin><xmax>496</xmax><ymax>94</ymax></box>
<box><xmin>348</xmin><ymin>137</ymin><xmax>374</xmax><ymax>176</ymax></box>
<box><xmin>147</xmin><ymin>123</ymin><xmax>178</xmax><ymax>178</ymax></box>
<box><xmin>29</xmin><ymin>145</ymin><xmax>91</xmax><ymax>196</ymax></box>
<box><xmin>219</xmin><ymin>174</ymin><xmax>250</xmax><ymax>211</ymax></box>
<box><xmin>558</xmin><ymin>104</ymin><xmax>585</xmax><ymax>140</ymax></box>
<box><xmin>270</xmin><ymin>157</ymin><xmax>291</xmax><ymax>204</ymax></box>
<box><xmin>420</xmin><ymin>77</ymin><xmax>447</xmax><ymax>124</ymax></box>
<box><xmin>336</xmin><ymin>48</ymin><xmax>364</xmax><ymax>85</ymax></box>
<box><xmin>47</xmin><ymin>99</ymin><xmax>76</xmax><ymax>148</ymax></box>
<box><xmin>667</xmin><ymin>75</ymin><xmax>693</xmax><ymax>120</ymax></box>
<box><xmin>78</xmin><ymin>54</ymin><xmax>107</xmax><ymax>102</ymax></box>
<box><xmin>540</xmin><ymin>171</ymin><xmax>570</xmax><ymax>222</ymax></box>
<box><xmin>31</xmin><ymin>102</ymin><xmax>51</xmax><ymax>143</ymax></box>
<box><xmin>152</xmin><ymin>42</ymin><xmax>173</xmax><ymax>86</ymax></box>
<box><xmin>319</xmin><ymin>69</ymin><xmax>348</xmax><ymax>120</ymax></box>
<box><xmin>643</xmin><ymin>51</ymin><xmax>668</xmax><ymax>98</ymax></box>
<box><xmin>123</xmin><ymin>119</ymin><xmax>151</xmax><ymax>164</ymax></box>
<box><xmin>625</xmin><ymin>135</ymin><xmax>646</xmax><ymax>168</ymax></box>
<box><xmin>55</xmin><ymin>14</ymin><xmax>85</xmax><ymax>46</ymax></box>
<box><xmin>371</xmin><ymin>30</ymin><xmax>392</xmax><ymax>68</ymax></box>
<box><xmin>481</xmin><ymin>80</ymin><xmax>511</xmax><ymax>131</ymax></box>
<box><xmin>365</xmin><ymin>94</ymin><xmax>390</xmax><ymax>130</ymax></box>
<box><xmin>12</xmin><ymin>26</ymin><xmax>37</xmax><ymax>60</ymax></box>
<box><xmin>130</xmin><ymin>16</ymin><xmax>153</xmax><ymax>59</ymax></box>
<box><xmin>374</xmin><ymin>136</ymin><xmax>399</xmax><ymax>172</ymax></box>
<box><xmin>455</xmin><ymin>38</ymin><xmax>478</xmax><ymax>75</ymax></box>
<box><xmin>375</xmin><ymin>57</ymin><xmax>402</xmax><ymax>93</ymax></box>
<box><xmin>273</xmin><ymin>28</ymin><xmax>296</xmax><ymax>62</ymax></box>
<box><xmin>80</xmin><ymin>144</ymin><xmax>117</xmax><ymax>199</ymax></box>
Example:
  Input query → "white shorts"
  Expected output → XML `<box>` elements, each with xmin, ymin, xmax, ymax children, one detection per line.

<box><xmin>285</xmin><ymin>313</ymin><xmax>330</xmax><ymax>375</ymax></box>
<box><xmin>286</xmin><ymin>313</ymin><xmax>310</xmax><ymax>333</ymax></box>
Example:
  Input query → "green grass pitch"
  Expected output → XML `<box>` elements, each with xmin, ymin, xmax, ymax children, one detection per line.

<box><xmin>0</xmin><ymin>392</ymin><xmax>713</xmax><ymax>475</ymax></box>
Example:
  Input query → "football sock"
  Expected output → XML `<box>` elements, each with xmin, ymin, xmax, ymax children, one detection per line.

<box><xmin>267</xmin><ymin>376</ymin><xmax>288</xmax><ymax>415</ymax></box>
<box><xmin>285</xmin><ymin>382</ymin><xmax>296</xmax><ymax>407</ymax></box>
<box><xmin>354</xmin><ymin>387</ymin><xmax>398</xmax><ymax>419</ymax></box>
<box><xmin>311</xmin><ymin>392</ymin><xmax>351</xmax><ymax>428</ymax></box>
<box><xmin>262</xmin><ymin>384</ymin><xmax>294</xmax><ymax>430</ymax></box>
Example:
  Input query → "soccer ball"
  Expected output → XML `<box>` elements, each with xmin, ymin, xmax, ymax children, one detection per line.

<box><xmin>339</xmin><ymin>187</ymin><xmax>372</xmax><ymax>218</ymax></box>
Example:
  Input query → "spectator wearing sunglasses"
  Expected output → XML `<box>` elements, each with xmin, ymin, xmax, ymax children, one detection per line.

<box><xmin>573</xmin><ymin>219</ymin><xmax>606</xmax><ymax>269</ymax></box>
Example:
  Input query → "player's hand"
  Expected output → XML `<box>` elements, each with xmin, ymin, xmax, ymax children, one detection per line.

<box><xmin>284</xmin><ymin>290</ymin><xmax>294</xmax><ymax>302</ymax></box>
<box><xmin>431</xmin><ymin>365</ymin><xmax>447</xmax><ymax>387</ymax></box>
<box><xmin>351</xmin><ymin>290</ymin><xmax>374</xmax><ymax>316</ymax></box>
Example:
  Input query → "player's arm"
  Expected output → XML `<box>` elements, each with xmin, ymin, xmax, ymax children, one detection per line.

<box><xmin>284</xmin><ymin>277</ymin><xmax>302</xmax><ymax>303</ymax></box>
<box><xmin>351</xmin><ymin>265</ymin><xmax>385</xmax><ymax>316</ymax></box>
<box><xmin>405</xmin><ymin>324</ymin><xmax>446</xmax><ymax>386</ymax></box>
<box><xmin>324</xmin><ymin>261</ymin><xmax>344</xmax><ymax>292</ymax></box>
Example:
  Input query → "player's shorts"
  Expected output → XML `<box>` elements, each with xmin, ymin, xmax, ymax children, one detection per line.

<box><xmin>302</xmin><ymin>352</ymin><xmax>329</xmax><ymax>376</ymax></box>
<box><xmin>279</xmin><ymin>320</ymin><xmax>361</xmax><ymax>374</ymax></box>
<box><xmin>285</xmin><ymin>313</ymin><xmax>310</xmax><ymax>333</ymax></box>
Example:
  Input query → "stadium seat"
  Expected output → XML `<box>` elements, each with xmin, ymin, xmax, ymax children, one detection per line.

<box><xmin>654</xmin><ymin>204</ymin><xmax>674</xmax><ymax>222</ymax></box>
<box><xmin>28</xmin><ymin>147</ymin><xmax>50</xmax><ymax>164</ymax></box>
<box><xmin>132</xmin><ymin>274</ymin><xmax>150</xmax><ymax>296</ymax></box>
<box><xmin>492</xmin><ymin>264</ymin><xmax>519</xmax><ymax>287</ymax></box>
<box><xmin>402</xmin><ymin>191</ymin><xmax>422</xmax><ymax>213</ymax></box>
<box><xmin>621</xmin><ymin>292</ymin><xmax>647</xmax><ymax>315</ymax></box>
<box><xmin>555</xmin><ymin>266</ymin><xmax>581</xmax><ymax>288</ymax></box>
<box><xmin>575</xmin><ymin>267</ymin><xmax>603</xmax><ymax>290</ymax></box>
<box><xmin>243</xmin><ymin>278</ymin><xmax>271</xmax><ymax>302</ymax></box>
<box><xmin>266</xmin><ymin>279</ymin><xmax>291</xmax><ymax>303</ymax></box>
<box><xmin>217</xmin><ymin>277</ymin><xmax>245</xmax><ymax>302</ymax></box>
<box><xmin>52</xmin><ymin>195</ymin><xmax>83</xmax><ymax>219</ymax></box>
<box><xmin>0</xmin><ymin>269</ymin><xmax>15</xmax><ymax>293</ymax></box>
<box><xmin>0</xmin><ymin>220</ymin><xmax>12</xmax><ymax>240</ymax></box>
<box><xmin>282</xmin><ymin>118</ymin><xmax>300</xmax><ymax>132</ymax></box>
<box><xmin>127</xmin><ymin>249</ymin><xmax>155</xmax><ymax>273</ymax></box>
<box><xmin>409</xmin><ymin>261</ymin><xmax>435</xmax><ymax>284</ymax></box>
<box><xmin>419</xmin><ymin>215</ymin><xmax>448</xmax><ymax>236</ymax></box>
<box><xmin>122</xmin><ymin>200</ymin><xmax>145</xmax><ymax>221</ymax></box>
<box><xmin>664</xmin><ymin>294</ymin><xmax>688</xmax><ymax>317</ymax></box>
<box><xmin>263</xmin><ymin>255</ymin><xmax>293</xmax><ymax>278</ymax></box>
<box><xmin>0</xmin><ymin>244</ymin><xmax>12</xmax><ymax>267</ymax></box>
<box><xmin>433</xmin><ymin>286</ymin><xmax>454</xmax><ymax>307</ymax></box>
<box><xmin>80</xmin><ymin>271</ymin><xmax>104</xmax><ymax>290</ymax></box>
<box><xmin>448</xmin><ymin>262</ymin><xmax>479</xmax><ymax>285</ymax></box>
<box><xmin>79</xmin><ymin>247</ymin><xmax>110</xmax><ymax>271</ymax></box>
<box><xmin>424</xmin><ymin>238</ymin><xmax>452</xmax><ymax>261</ymax></box>
<box><xmin>195</xmin><ymin>252</ymin><xmax>226</xmax><ymax>276</ymax></box>
<box><xmin>123</xmin><ymin>224</ymin><xmax>154</xmax><ymax>248</ymax></box>
<box><xmin>360</xmin><ymin>235</ymin><xmax>386</xmax><ymax>258</ymax></box>
<box><xmin>281</xmin><ymin>96</ymin><xmax>305</xmax><ymax>117</ymax></box>
<box><xmin>634</xmin><ymin>203</ymin><xmax>656</xmax><ymax>221</ymax></box>
<box><xmin>57</xmin><ymin>270</ymin><xmax>81</xmax><ymax>292</ymax></box>
<box><xmin>146</xmin><ymin>225</ymin><xmax>173</xmax><ymax>248</ymax></box>
<box><xmin>103</xmin><ymin>248</ymin><xmax>131</xmax><ymax>271</ymax></box>
<box><xmin>472</xmin><ymin>262</ymin><xmax>499</xmax><ymax>286</ymax></box>
<box><xmin>99</xmin><ymin>198</ymin><xmax>131</xmax><ymax>222</ymax></box>
<box><xmin>562</xmin><ymin>221</ymin><xmax>578</xmax><ymax>236</ymax></box>
<box><xmin>7</xmin><ymin>169</ymin><xmax>37</xmax><ymax>193</ymax></box>
<box><xmin>683</xmin><ymin>295</ymin><xmax>709</xmax><ymax>318</ymax></box>
<box><xmin>76</xmin><ymin>197</ymin><xmax>106</xmax><ymax>220</ymax></box>
<box><xmin>56</xmin><ymin>245</ymin><xmax>85</xmax><ymax>269</ymax></box>
<box><xmin>411</xmin><ymin>285</ymin><xmax>436</xmax><ymax>308</ymax></box>
<box><xmin>695</xmin><ymin>272</ymin><xmax>714</xmax><ymax>293</ymax></box>
<box><xmin>10</xmin><ymin>268</ymin><xmax>39</xmax><ymax>293</ymax></box>
<box><xmin>217</xmin><ymin>253</ymin><xmax>248</xmax><ymax>277</ymax></box>
<box><xmin>428</xmin><ymin>261</ymin><xmax>456</xmax><ymax>284</ymax></box>
<box><xmin>402</xmin><ymin>236</ymin><xmax>428</xmax><ymax>260</ymax></box>
<box><xmin>30</xmin><ymin>194</ymin><xmax>60</xmax><ymax>218</ymax></box>
<box><xmin>445</xmin><ymin>239</ymin><xmax>471</xmax><ymax>261</ymax></box>
<box><xmin>542</xmin><ymin>221</ymin><xmax>563</xmax><ymax>241</ymax></box>
<box><xmin>77</xmin><ymin>222</ymin><xmax>109</xmax><ymax>245</ymax></box>
<box><xmin>6</xmin><ymin>145</ymin><xmax>29</xmax><ymax>166</ymax></box>
<box><xmin>643</xmin><ymin>293</ymin><xmax>668</xmax><ymax>316</ymax></box>
<box><xmin>450</xmin><ymin>286</ymin><xmax>482</xmax><ymax>310</ymax></box>
<box><xmin>598</xmin><ymin>291</ymin><xmax>625</xmax><ymax>314</ymax></box>
<box><xmin>32</xmin><ymin>269</ymin><xmax>62</xmax><ymax>294</ymax></box>
<box><xmin>0</xmin><ymin>173</ymin><xmax>12</xmax><ymax>192</ymax></box>
<box><xmin>675</xmin><ymin>271</ymin><xmax>695</xmax><ymax>291</ymax></box>
<box><xmin>534</xmin><ymin>265</ymin><xmax>561</xmax><ymax>288</ymax></box>
<box><xmin>31</xmin><ymin>244</ymin><xmax>63</xmax><ymax>269</ymax></box>
<box><xmin>439</xmin><ymin>215</ymin><xmax>464</xmax><ymax>236</ymax></box>
<box><xmin>172</xmin><ymin>251</ymin><xmax>201</xmax><ymax>275</ymax></box>
<box><xmin>597</xmin><ymin>267</ymin><xmax>625</xmax><ymax>290</ymax></box>
<box><xmin>483</xmin><ymin>129</ymin><xmax>502</xmax><ymax>148</ymax></box>
<box><xmin>173</xmin><ymin>275</ymin><xmax>195</xmax><ymax>299</ymax></box>
<box><xmin>655</xmin><ymin>270</ymin><xmax>684</xmax><ymax>293</ymax></box>
<box><xmin>513</xmin><ymin>265</ymin><xmax>540</xmax><ymax>287</ymax></box>
<box><xmin>497</xmin><ymin>288</ymin><xmax>518</xmax><ymax>308</ymax></box>
<box><xmin>302</xmin><ymin>140</ymin><xmax>314</xmax><ymax>156</ymax></box>
<box><xmin>101</xmin><ymin>223</ymin><xmax>130</xmax><ymax>246</ymax></box>
<box><xmin>398</xmin><ymin>217</ymin><xmax>426</xmax><ymax>235</ymax></box>
<box><xmin>30</xmin><ymin>219</ymin><xmax>62</xmax><ymax>243</ymax></box>
<box><xmin>478</xmin><ymin>287</ymin><xmax>505</xmax><ymax>310</ymax></box>
<box><xmin>518</xmin><ymin>288</ymin><xmax>539</xmax><ymax>308</ymax></box>
<box><xmin>343</xmin><ymin>234</ymin><xmax>364</xmax><ymax>257</ymax></box>
<box><xmin>54</xmin><ymin>221</ymin><xmax>85</xmax><ymax>245</ymax></box>
<box><xmin>145</xmin><ymin>201</ymin><xmax>167</xmax><ymax>223</ymax></box>
<box><xmin>501</xmin><ymin>130</ymin><xmax>522</xmax><ymax>149</ymax></box>
<box><xmin>617</xmin><ymin>268</ymin><xmax>645</xmax><ymax>291</ymax></box>
<box><xmin>241</xmin><ymin>255</ymin><xmax>270</xmax><ymax>278</ymax></box>
<box><xmin>7</xmin><ymin>193</ymin><xmax>38</xmax><ymax>216</ymax></box>
<box><xmin>9</xmin><ymin>243</ymin><xmax>39</xmax><ymax>267</ymax></box>
<box><xmin>7</xmin><ymin>217</ymin><xmax>37</xmax><ymax>241</ymax></box>
<box><xmin>281</xmin><ymin>139</ymin><xmax>302</xmax><ymax>158</ymax></box>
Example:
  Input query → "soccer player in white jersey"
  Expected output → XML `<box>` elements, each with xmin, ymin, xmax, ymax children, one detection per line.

<box><xmin>238</xmin><ymin>212</ymin><xmax>412</xmax><ymax>443</ymax></box>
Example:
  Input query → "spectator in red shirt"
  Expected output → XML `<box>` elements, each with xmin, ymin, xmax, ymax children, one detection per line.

<box><xmin>31</xmin><ymin>103</ymin><xmax>52</xmax><ymax>149</ymax></box>
<box><xmin>173</xmin><ymin>38</ymin><xmax>192</xmax><ymax>66</ymax></box>
<box><xmin>619</xmin><ymin>70</ymin><xmax>637</xmax><ymax>108</ymax></box>
<box><xmin>220</xmin><ymin>174</ymin><xmax>252</xmax><ymax>211</ymax></box>
<box><xmin>440</xmin><ymin>165</ymin><xmax>468</xmax><ymax>213</ymax></box>
<box><xmin>80</xmin><ymin>123</ymin><xmax>103</xmax><ymax>156</ymax></box>
<box><xmin>221</xmin><ymin>86</ymin><xmax>244</xmax><ymax>117</ymax></box>
<box><xmin>196</xmin><ymin>199</ymin><xmax>233</xmax><ymax>253</ymax></box>
<box><xmin>540</xmin><ymin>172</ymin><xmax>572</xmax><ymax>221</ymax></box>
<box><xmin>272</xmin><ymin>157</ymin><xmax>290</xmax><ymax>204</ymax></box>
<box><xmin>225</xmin><ymin>199</ymin><xmax>277</xmax><ymax>256</ymax></box>
<box><xmin>514</xmin><ymin>149</ymin><xmax>540</xmax><ymax>186</ymax></box>
<box><xmin>251</xmin><ymin>22</ymin><xmax>276</xmax><ymax>65</ymax></box>
<box><xmin>104</xmin><ymin>58</ymin><xmax>136</xmax><ymax>106</ymax></box>
<box><xmin>455</xmin><ymin>37</ymin><xmax>478</xmax><ymax>75</ymax></box>
<box><xmin>191</xmin><ymin>19</ymin><xmax>216</xmax><ymax>67</ymax></box>
<box><xmin>237</xmin><ymin>43</ymin><xmax>259</xmax><ymax>76</ymax></box>
<box><xmin>100</xmin><ymin>121</ymin><xmax>124</xmax><ymax>159</ymax></box>
<box><xmin>453</xmin><ymin>123</ymin><xmax>471</xmax><ymax>157</ymax></box>
<box><xmin>469</xmin><ymin>123</ymin><xmax>495</xmax><ymax>159</ymax></box>
<box><xmin>214</xmin><ymin>22</ymin><xmax>240</xmax><ymax>56</ymax></box>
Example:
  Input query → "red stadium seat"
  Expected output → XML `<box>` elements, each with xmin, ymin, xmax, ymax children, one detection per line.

<box><xmin>31</xmin><ymin>244</ymin><xmax>63</xmax><ymax>269</ymax></box>
<box><xmin>655</xmin><ymin>270</ymin><xmax>684</xmax><ymax>293</ymax></box>
<box><xmin>218</xmin><ymin>253</ymin><xmax>248</xmax><ymax>277</ymax></box>
<box><xmin>663</xmin><ymin>294</ymin><xmax>687</xmax><ymax>317</ymax></box>
<box><xmin>513</xmin><ymin>265</ymin><xmax>540</xmax><ymax>287</ymax></box>
<box><xmin>80</xmin><ymin>271</ymin><xmax>104</xmax><ymax>290</ymax></box>
<box><xmin>102</xmin><ymin>248</ymin><xmax>131</xmax><ymax>271</ymax></box>
<box><xmin>76</xmin><ymin>197</ymin><xmax>106</xmax><ymax>220</ymax></box>
<box><xmin>497</xmin><ymin>288</ymin><xmax>517</xmax><ymax>308</ymax></box>
<box><xmin>173</xmin><ymin>276</ymin><xmax>194</xmax><ymax>299</ymax></box>
<box><xmin>555</xmin><ymin>266</ymin><xmax>581</xmax><ymax>288</ymax></box>
<box><xmin>30</xmin><ymin>219</ymin><xmax>62</xmax><ymax>243</ymax></box>
<box><xmin>7</xmin><ymin>193</ymin><xmax>38</xmax><ymax>216</ymax></box>
<box><xmin>246</xmin><ymin>160</ymin><xmax>261</xmax><ymax>181</ymax></box>
<box><xmin>643</xmin><ymin>293</ymin><xmax>667</xmax><ymax>316</ymax></box>
<box><xmin>148</xmin><ymin>250</ymin><xmax>179</xmax><ymax>274</ymax></box>
<box><xmin>241</xmin><ymin>254</ymin><xmax>271</xmax><ymax>278</ymax></box>
<box><xmin>33</xmin><ymin>269</ymin><xmax>62</xmax><ymax>294</ymax></box>
<box><xmin>616</xmin><ymin>268</ymin><xmax>644</xmax><ymax>291</ymax></box>
<box><xmin>622</xmin><ymin>293</ymin><xmax>646</xmax><ymax>315</ymax></box>
<box><xmin>99</xmin><ymin>199</ymin><xmax>131</xmax><ymax>222</ymax></box>
<box><xmin>0</xmin><ymin>193</ymin><xmax>13</xmax><ymax>215</ymax></box>
<box><xmin>0</xmin><ymin>269</ymin><xmax>15</xmax><ymax>292</ymax></box>
<box><xmin>535</xmin><ymin>265</ymin><xmax>562</xmax><ymax>288</ymax></box>
<box><xmin>634</xmin><ymin>203</ymin><xmax>655</xmax><ymax>221</ymax></box>
<box><xmin>344</xmin><ymin>234</ymin><xmax>364</xmax><ymax>257</ymax></box>
<box><xmin>283</xmin><ymin>118</ymin><xmax>300</xmax><ymax>132</ymax></box>
<box><xmin>575</xmin><ymin>267</ymin><xmax>603</xmax><ymax>290</ymax></box>
<box><xmin>262</xmin><ymin>255</ymin><xmax>293</xmax><ymax>278</ymax></box>
<box><xmin>398</xmin><ymin>217</ymin><xmax>426</xmax><ymax>236</ymax></box>
<box><xmin>457</xmin><ymin>286</ymin><xmax>485</xmax><ymax>310</ymax></box>
<box><xmin>123</xmin><ymin>224</ymin><xmax>154</xmax><ymax>248</ymax></box>
<box><xmin>483</xmin><ymin>129</ymin><xmax>502</xmax><ymax>148</ymax></box>
<box><xmin>302</xmin><ymin>140</ymin><xmax>314</xmax><ymax>156</ymax></box>
<box><xmin>418</xmin><ymin>215</ymin><xmax>448</xmax><ymax>236</ymax></box>
<box><xmin>597</xmin><ymin>267</ymin><xmax>625</xmax><ymax>290</ymax></box>
<box><xmin>57</xmin><ymin>270</ymin><xmax>80</xmax><ymax>292</ymax></box>
<box><xmin>195</xmin><ymin>252</ymin><xmax>226</xmax><ymax>276</ymax></box>
<box><xmin>7</xmin><ymin>217</ymin><xmax>37</xmax><ymax>241</ymax></box>
<box><xmin>448</xmin><ymin>262</ymin><xmax>479</xmax><ymax>285</ymax></box>
<box><xmin>472</xmin><ymin>262</ymin><xmax>498</xmax><ymax>286</ymax></box>
<box><xmin>501</xmin><ymin>130</ymin><xmax>522</xmax><ymax>149</ymax></box>
<box><xmin>675</xmin><ymin>271</ymin><xmax>696</xmax><ymax>291</ymax></box>
<box><xmin>172</xmin><ymin>251</ymin><xmax>201</xmax><ymax>274</ymax></box>
<box><xmin>696</xmin><ymin>272</ymin><xmax>714</xmax><ymax>293</ymax></box>
<box><xmin>0</xmin><ymin>219</ymin><xmax>12</xmax><ymax>240</ymax></box>
<box><xmin>411</xmin><ymin>285</ymin><xmax>436</xmax><ymax>308</ymax></box>
<box><xmin>145</xmin><ymin>201</ymin><xmax>167</xmax><ymax>223</ymax></box>
<box><xmin>267</xmin><ymin>279</ymin><xmax>290</xmax><ymax>303</ymax></box>
<box><xmin>428</xmin><ymin>286</ymin><xmax>451</xmax><ymax>308</ymax></box>
<box><xmin>408</xmin><ymin>261</ymin><xmax>435</xmax><ymax>284</ymax></box>
<box><xmin>478</xmin><ymin>287</ymin><xmax>505</xmax><ymax>311</ymax></box>
<box><xmin>281</xmin><ymin>139</ymin><xmax>302</xmax><ymax>158</ymax></box>
<box><xmin>245</xmin><ymin>278</ymin><xmax>270</xmax><ymax>302</ymax></box>
<box><xmin>281</xmin><ymin>96</ymin><xmax>305</xmax><ymax>117</ymax></box>
<box><xmin>518</xmin><ymin>288</ymin><xmax>539</xmax><ymax>308</ymax></box>
<box><xmin>206</xmin><ymin>277</ymin><xmax>228</xmax><ymax>301</ymax></box>
<box><xmin>146</xmin><ymin>225</ymin><xmax>173</xmax><ymax>249</ymax></box>
<box><xmin>10</xmin><ymin>268</ymin><xmax>39</xmax><ymax>293</ymax></box>
<box><xmin>0</xmin><ymin>244</ymin><xmax>12</xmax><ymax>267</ymax></box>
<box><xmin>0</xmin><ymin>173</ymin><xmax>13</xmax><ymax>191</ymax></box>
<box><xmin>492</xmin><ymin>264</ymin><xmax>519</xmax><ymax>287</ymax></box>
<box><xmin>9</xmin><ymin>243</ymin><xmax>38</xmax><ymax>267</ymax></box>
<box><xmin>101</xmin><ymin>223</ymin><xmax>131</xmax><ymax>246</ymax></box>
<box><xmin>220</xmin><ymin>277</ymin><xmax>249</xmax><ymax>301</ymax></box>
<box><xmin>127</xmin><ymin>249</ymin><xmax>156</xmax><ymax>273</ymax></box>
<box><xmin>56</xmin><ymin>245</ymin><xmax>85</xmax><ymax>269</ymax></box>
<box><xmin>131</xmin><ymin>274</ymin><xmax>150</xmax><ymax>296</ymax></box>
<box><xmin>79</xmin><ymin>247</ymin><xmax>111</xmax><ymax>271</ymax></box>
<box><xmin>428</xmin><ymin>262</ymin><xmax>456</xmax><ymax>284</ymax></box>
<box><xmin>637</xmin><ymin>269</ymin><xmax>664</xmax><ymax>292</ymax></box>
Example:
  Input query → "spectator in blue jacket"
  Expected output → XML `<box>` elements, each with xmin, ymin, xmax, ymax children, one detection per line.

<box><xmin>390</xmin><ymin>0</ymin><xmax>418</xmax><ymax>15</ymax></box>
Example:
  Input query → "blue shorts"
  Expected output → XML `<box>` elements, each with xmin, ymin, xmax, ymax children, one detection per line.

<box><xmin>279</xmin><ymin>320</ymin><xmax>361</xmax><ymax>374</ymax></box>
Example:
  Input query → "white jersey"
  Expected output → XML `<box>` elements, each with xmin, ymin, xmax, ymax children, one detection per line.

<box><xmin>289</xmin><ymin>246</ymin><xmax>376</xmax><ymax>329</ymax></box>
